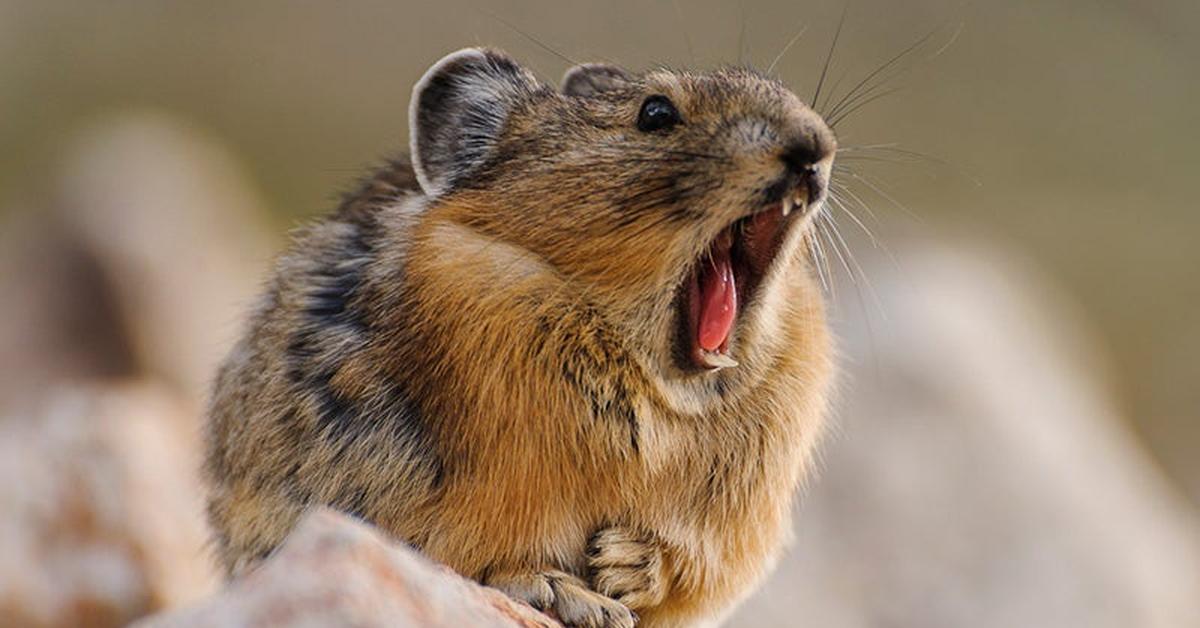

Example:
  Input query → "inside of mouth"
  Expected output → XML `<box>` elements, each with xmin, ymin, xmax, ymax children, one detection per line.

<box><xmin>686</xmin><ymin>205</ymin><xmax>788</xmax><ymax>369</ymax></box>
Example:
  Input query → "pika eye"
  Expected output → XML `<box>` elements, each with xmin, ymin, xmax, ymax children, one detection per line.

<box><xmin>637</xmin><ymin>95</ymin><xmax>680</xmax><ymax>132</ymax></box>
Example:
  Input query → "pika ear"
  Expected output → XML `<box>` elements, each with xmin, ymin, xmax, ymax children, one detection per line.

<box><xmin>408</xmin><ymin>48</ymin><xmax>539</xmax><ymax>196</ymax></box>
<box><xmin>560</xmin><ymin>63</ymin><xmax>634</xmax><ymax>97</ymax></box>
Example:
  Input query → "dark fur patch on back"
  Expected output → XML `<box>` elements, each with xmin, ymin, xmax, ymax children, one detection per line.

<box><xmin>335</xmin><ymin>157</ymin><xmax>420</xmax><ymax>226</ymax></box>
<box><xmin>302</xmin><ymin>227</ymin><xmax>371</xmax><ymax>332</ymax></box>
<box><xmin>311</xmin><ymin>369</ymin><xmax>358</xmax><ymax>436</ymax></box>
<box><xmin>279</xmin><ymin>164</ymin><xmax>444</xmax><ymax>493</ymax></box>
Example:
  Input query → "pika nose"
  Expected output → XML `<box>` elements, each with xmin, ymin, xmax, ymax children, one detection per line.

<box><xmin>780</xmin><ymin>138</ymin><xmax>830</xmax><ymax>204</ymax></box>
<box><xmin>781</xmin><ymin>141</ymin><xmax>821</xmax><ymax>174</ymax></box>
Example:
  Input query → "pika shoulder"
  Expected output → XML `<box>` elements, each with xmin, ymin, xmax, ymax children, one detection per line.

<box><xmin>205</xmin><ymin>48</ymin><xmax>836</xmax><ymax>627</ymax></box>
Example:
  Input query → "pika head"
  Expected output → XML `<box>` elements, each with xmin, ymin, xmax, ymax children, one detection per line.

<box><xmin>410</xmin><ymin>48</ymin><xmax>835</xmax><ymax>402</ymax></box>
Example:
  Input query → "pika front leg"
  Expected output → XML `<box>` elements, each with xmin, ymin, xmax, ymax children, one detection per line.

<box><xmin>488</xmin><ymin>569</ymin><xmax>637</xmax><ymax>628</ymax></box>
<box><xmin>587</xmin><ymin>527</ymin><xmax>668</xmax><ymax>612</ymax></box>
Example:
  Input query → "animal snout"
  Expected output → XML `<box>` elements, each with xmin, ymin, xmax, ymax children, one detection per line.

<box><xmin>780</xmin><ymin>136</ymin><xmax>832</xmax><ymax>204</ymax></box>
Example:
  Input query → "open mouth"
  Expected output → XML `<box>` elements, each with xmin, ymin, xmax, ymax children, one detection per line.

<box><xmin>683</xmin><ymin>192</ymin><xmax>809</xmax><ymax>370</ymax></box>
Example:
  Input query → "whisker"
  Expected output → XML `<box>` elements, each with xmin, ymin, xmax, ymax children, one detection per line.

<box><xmin>817</xmin><ymin>69</ymin><xmax>851</xmax><ymax>114</ymax></box>
<box><xmin>809</xmin><ymin>225</ymin><xmax>835</xmax><ymax>298</ymax></box>
<box><xmin>481</xmin><ymin>9</ymin><xmax>579</xmax><ymax>67</ymax></box>
<box><xmin>829</xmin><ymin>86</ymin><xmax>904</xmax><ymax>128</ymax></box>
<box><xmin>827</xmin><ymin>191</ymin><xmax>879</xmax><ymax>247</ymax></box>
<box><xmin>844</xmin><ymin>146</ymin><xmax>983</xmax><ymax>186</ymax></box>
<box><xmin>828</xmin><ymin>189</ymin><xmax>905</xmax><ymax>275</ymax></box>
<box><xmin>824</xmin><ymin>15</ymin><xmax>966</xmax><ymax>125</ymax></box>
<box><xmin>824</xmin><ymin>212</ymin><xmax>888</xmax><ymax>323</ymax></box>
<box><xmin>805</xmin><ymin>236</ymin><xmax>828</xmax><ymax>293</ymax></box>
<box><xmin>819</xmin><ymin>216</ymin><xmax>855</xmax><ymax>286</ymax></box>
<box><xmin>837</xmin><ymin>143</ymin><xmax>901</xmax><ymax>152</ymax></box>
<box><xmin>928</xmin><ymin>21</ymin><xmax>965</xmax><ymax>60</ymax></box>
<box><xmin>835</xmin><ymin>155</ymin><xmax>923</xmax><ymax>166</ymax></box>
<box><xmin>842</xmin><ymin>170</ymin><xmax>923</xmax><ymax>223</ymax></box>
<box><xmin>765</xmin><ymin>22</ymin><xmax>809</xmax><ymax>75</ymax></box>
<box><xmin>811</xmin><ymin>5</ymin><xmax>849</xmax><ymax>108</ymax></box>
<box><xmin>829</xmin><ymin>177</ymin><xmax>883</xmax><ymax>226</ymax></box>
<box><xmin>824</xmin><ymin>214</ymin><xmax>886</xmax><ymax>379</ymax></box>
<box><xmin>830</xmin><ymin>185</ymin><xmax>911</xmax><ymax>284</ymax></box>
<box><xmin>816</xmin><ymin>221</ymin><xmax>844</xmax><ymax>305</ymax></box>
<box><xmin>822</xmin><ymin>25</ymin><xmax>941</xmax><ymax>121</ymax></box>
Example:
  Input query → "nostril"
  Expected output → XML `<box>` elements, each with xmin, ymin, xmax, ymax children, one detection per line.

<box><xmin>802</xmin><ymin>167</ymin><xmax>825</xmax><ymax>204</ymax></box>
<box><xmin>781</xmin><ymin>140</ymin><xmax>821</xmax><ymax>175</ymax></box>
<box><xmin>781</xmin><ymin>140</ymin><xmax>827</xmax><ymax>204</ymax></box>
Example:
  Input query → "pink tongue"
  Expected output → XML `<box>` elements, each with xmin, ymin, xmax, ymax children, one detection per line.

<box><xmin>698</xmin><ymin>235</ymin><xmax>738</xmax><ymax>352</ymax></box>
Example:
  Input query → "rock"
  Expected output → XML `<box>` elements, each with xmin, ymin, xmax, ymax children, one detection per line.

<box><xmin>0</xmin><ymin>113</ymin><xmax>276</xmax><ymax>412</ymax></box>
<box><xmin>138</xmin><ymin>508</ymin><xmax>558</xmax><ymax>628</ymax></box>
<box><xmin>732</xmin><ymin>237</ymin><xmax>1200</xmax><ymax>628</ymax></box>
<box><xmin>0</xmin><ymin>207</ymin><xmax>140</xmax><ymax>406</ymax></box>
<box><xmin>0</xmin><ymin>114</ymin><xmax>270</xmax><ymax>627</ymax></box>
<box><xmin>54</xmin><ymin>113</ymin><xmax>277</xmax><ymax>404</ymax></box>
<box><xmin>0</xmin><ymin>383</ymin><xmax>220</xmax><ymax>628</ymax></box>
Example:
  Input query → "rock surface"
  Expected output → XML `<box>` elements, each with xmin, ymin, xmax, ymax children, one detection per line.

<box><xmin>138</xmin><ymin>509</ymin><xmax>557</xmax><ymax>628</ymax></box>
<box><xmin>0</xmin><ymin>114</ymin><xmax>265</xmax><ymax>628</ymax></box>
<box><xmin>0</xmin><ymin>384</ymin><xmax>219</xmax><ymax>628</ymax></box>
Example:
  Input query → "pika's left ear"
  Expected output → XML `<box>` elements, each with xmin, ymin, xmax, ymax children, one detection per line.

<box><xmin>561</xmin><ymin>63</ymin><xmax>634</xmax><ymax>97</ymax></box>
<box><xmin>409</xmin><ymin>48</ymin><xmax>540</xmax><ymax>196</ymax></box>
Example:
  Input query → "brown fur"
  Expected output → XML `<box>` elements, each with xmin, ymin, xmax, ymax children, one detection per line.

<box><xmin>205</xmin><ymin>49</ymin><xmax>835</xmax><ymax>627</ymax></box>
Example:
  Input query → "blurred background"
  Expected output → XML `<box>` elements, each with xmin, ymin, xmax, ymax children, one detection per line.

<box><xmin>1</xmin><ymin>1</ymin><xmax>1197</xmax><ymax>627</ymax></box>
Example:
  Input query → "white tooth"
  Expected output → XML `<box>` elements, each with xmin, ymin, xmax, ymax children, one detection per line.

<box><xmin>699</xmin><ymin>350</ymin><xmax>740</xmax><ymax>370</ymax></box>
<box><xmin>781</xmin><ymin>197</ymin><xmax>793</xmax><ymax>217</ymax></box>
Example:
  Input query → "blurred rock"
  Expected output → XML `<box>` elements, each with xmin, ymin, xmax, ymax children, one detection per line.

<box><xmin>0</xmin><ymin>383</ymin><xmax>219</xmax><ymax>628</ymax></box>
<box><xmin>138</xmin><ymin>508</ymin><xmax>557</xmax><ymax>628</ymax></box>
<box><xmin>55</xmin><ymin>113</ymin><xmax>277</xmax><ymax>403</ymax></box>
<box><xmin>733</xmin><ymin>237</ymin><xmax>1200</xmax><ymax>628</ymax></box>
<box><xmin>0</xmin><ymin>114</ymin><xmax>273</xmax><ymax>627</ymax></box>
<box><xmin>0</xmin><ymin>208</ymin><xmax>139</xmax><ymax>406</ymax></box>
<box><xmin>0</xmin><ymin>113</ymin><xmax>275</xmax><ymax>412</ymax></box>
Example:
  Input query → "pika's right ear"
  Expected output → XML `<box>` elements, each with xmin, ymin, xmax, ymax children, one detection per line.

<box><xmin>561</xmin><ymin>63</ymin><xmax>634</xmax><ymax>97</ymax></box>
<box><xmin>409</xmin><ymin>48</ymin><xmax>539</xmax><ymax>196</ymax></box>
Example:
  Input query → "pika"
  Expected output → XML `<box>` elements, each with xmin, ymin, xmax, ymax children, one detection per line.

<box><xmin>205</xmin><ymin>48</ymin><xmax>835</xmax><ymax>627</ymax></box>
